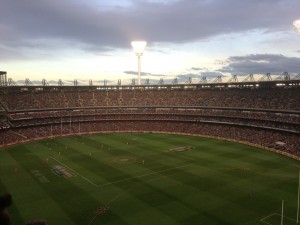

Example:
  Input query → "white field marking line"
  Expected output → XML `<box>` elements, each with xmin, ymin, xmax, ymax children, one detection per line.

<box><xmin>51</xmin><ymin>157</ymin><xmax>99</xmax><ymax>187</ymax></box>
<box><xmin>274</xmin><ymin>213</ymin><xmax>297</xmax><ymax>222</ymax></box>
<box><xmin>260</xmin><ymin>212</ymin><xmax>297</xmax><ymax>225</ymax></box>
<box><xmin>260</xmin><ymin>213</ymin><xmax>276</xmax><ymax>222</ymax></box>
<box><xmin>98</xmin><ymin>164</ymin><xmax>191</xmax><ymax>188</ymax></box>
<box><xmin>260</xmin><ymin>213</ymin><xmax>276</xmax><ymax>225</ymax></box>
<box><xmin>260</xmin><ymin>220</ymin><xmax>273</xmax><ymax>225</ymax></box>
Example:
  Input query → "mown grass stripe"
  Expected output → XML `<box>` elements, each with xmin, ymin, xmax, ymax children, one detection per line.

<box><xmin>1</xmin><ymin>133</ymin><xmax>299</xmax><ymax>225</ymax></box>
<box><xmin>98</xmin><ymin>163</ymin><xmax>191</xmax><ymax>187</ymax></box>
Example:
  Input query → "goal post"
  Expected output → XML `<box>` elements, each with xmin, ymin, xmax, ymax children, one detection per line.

<box><xmin>297</xmin><ymin>171</ymin><xmax>300</xmax><ymax>223</ymax></box>
<box><xmin>281</xmin><ymin>200</ymin><xmax>284</xmax><ymax>225</ymax></box>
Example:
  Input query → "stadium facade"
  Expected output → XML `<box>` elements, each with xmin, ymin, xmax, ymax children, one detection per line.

<box><xmin>0</xmin><ymin>73</ymin><xmax>299</xmax><ymax>160</ymax></box>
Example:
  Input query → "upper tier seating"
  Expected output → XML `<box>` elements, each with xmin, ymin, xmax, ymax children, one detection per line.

<box><xmin>1</xmin><ymin>88</ymin><xmax>299</xmax><ymax>111</ymax></box>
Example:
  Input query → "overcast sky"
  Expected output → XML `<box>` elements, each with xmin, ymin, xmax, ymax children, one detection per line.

<box><xmin>1</xmin><ymin>0</ymin><xmax>300</xmax><ymax>85</ymax></box>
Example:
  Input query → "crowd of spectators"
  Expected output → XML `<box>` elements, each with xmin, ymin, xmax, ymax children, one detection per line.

<box><xmin>0</xmin><ymin>86</ymin><xmax>299</xmax><ymax>159</ymax></box>
<box><xmin>6</xmin><ymin>106</ymin><xmax>299</xmax><ymax>134</ymax></box>
<box><xmin>0</xmin><ymin>121</ymin><xmax>10</xmax><ymax>130</ymax></box>
<box><xmin>1</xmin><ymin>88</ymin><xmax>299</xmax><ymax>110</ymax></box>
<box><xmin>0</xmin><ymin>121</ymin><xmax>298</xmax><ymax>157</ymax></box>
<box><xmin>8</xmin><ymin>113</ymin><xmax>299</xmax><ymax>133</ymax></box>
<box><xmin>8</xmin><ymin>108</ymin><xmax>300</xmax><ymax>123</ymax></box>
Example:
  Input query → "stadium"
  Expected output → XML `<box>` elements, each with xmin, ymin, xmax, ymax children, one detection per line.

<box><xmin>1</xmin><ymin>1</ymin><xmax>300</xmax><ymax>224</ymax></box>
<box><xmin>0</xmin><ymin>70</ymin><xmax>299</xmax><ymax>224</ymax></box>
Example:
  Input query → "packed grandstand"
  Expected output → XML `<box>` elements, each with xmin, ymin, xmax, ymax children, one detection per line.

<box><xmin>0</xmin><ymin>77</ymin><xmax>299</xmax><ymax>159</ymax></box>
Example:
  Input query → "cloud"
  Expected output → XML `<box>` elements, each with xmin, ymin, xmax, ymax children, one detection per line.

<box><xmin>174</xmin><ymin>54</ymin><xmax>300</xmax><ymax>82</ymax></box>
<box><xmin>0</xmin><ymin>0</ymin><xmax>299</xmax><ymax>58</ymax></box>
<box><xmin>200</xmin><ymin>71</ymin><xmax>224</xmax><ymax>78</ymax></box>
<box><xmin>48</xmin><ymin>80</ymin><xmax>60</xmax><ymax>85</ymax></box>
<box><xmin>0</xmin><ymin>46</ymin><xmax>30</xmax><ymax>61</ymax></box>
<box><xmin>124</xmin><ymin>71</ymin><xmax>152</xmax><ymax>76</ymax></box>
<box><xmin>218</xmin><ymin>54</ymin><xmax>300</xmax><ymax>75</ymax></box>
<box><xmin>123</xmin><ymin>71</ymin><xmax>167</xmax><ymax>77</ymax></box>
<box><xmin>173</xmin><ymin>73</ymin><xmax>198</xmax><ymax>83</ymax></box>
<box><xmin>173</xmin><ymin>71</ymin><xmax>224</xmax><ymax>83</ymax></box>
<box><xmin>189</xmin><ymin>67</ymin><xmax>207</xmax><ymax>71</ymax></box>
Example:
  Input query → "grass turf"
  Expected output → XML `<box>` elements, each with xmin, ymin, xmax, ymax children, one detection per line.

<box><xmin>0</xmin><ymin>133</ymin><xmax>299</xmax><ymax>225</ymax></box>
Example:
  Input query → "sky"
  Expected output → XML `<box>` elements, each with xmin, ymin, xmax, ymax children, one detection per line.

<box><xmin>1</xmin><ymin>0</ymin><xmax>300</xmax><ymax>85</ymax></box>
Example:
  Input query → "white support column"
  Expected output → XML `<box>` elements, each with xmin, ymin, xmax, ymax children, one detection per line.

<box><xmin>281</xmin><ymin>200</ymin><xmax>284</xmax><ymax>225</ymax></box>
<box><xmin>297</xmin><ymin>171</ymin><xmax>300</xmax><ymax>223</ymax></box>
<box><xmin>138</xmin><ymin>55</ymin><xmax>141</xmax><ymax>85</ymax></box>
<box><xmin>131</xmin><ymin>41</ymin><xmax>146</xmax><ymax>86</ymax></box>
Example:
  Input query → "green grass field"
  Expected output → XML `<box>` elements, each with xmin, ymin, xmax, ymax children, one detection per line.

<box><xmin>0</xmin><ymin>133</ymin><xmax>299</xmax><ymax>225</ymax></box>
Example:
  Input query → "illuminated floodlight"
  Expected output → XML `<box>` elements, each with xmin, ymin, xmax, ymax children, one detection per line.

<box><xmin>293</xmin><ymin>20</ymin><xmax>300</xmax><ymax>35</ymax></box>
<box><xmin>131</xmin><ymin>41</ymin><xmax>147</xmax><ymax>85</ymax></box>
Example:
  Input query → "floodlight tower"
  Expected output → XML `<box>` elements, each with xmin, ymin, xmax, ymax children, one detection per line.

<box><xmin>293</xmin><ymin>19</ymin><xmax>300</xmax><ymax>225</ymax></box>
<box><xmin>131</xmin><ymin>41</ymin><xmax>147</xmax><ymax>85</ymax></box>
<box><xmin>293</xmin><ymin>20</ymin><xmax>300</xmax><ymax>36</ymax></box>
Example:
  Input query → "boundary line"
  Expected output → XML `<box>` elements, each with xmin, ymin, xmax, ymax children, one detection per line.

<box><xmin>274</xmin><ymin>213</ymin><xmax>297</xmax><ymax>222</ymax></box>
<box><xmin>51</xmin><ymin>157</ymin><xmax>99</xmax><ymax>187</ymax></box>
<box><xmin>260</xmin><ymin>213</ymin><xmax>276</xmax><ymax>225</ymax></box>
<box><xmin>98</xmin><ymin>164</ymin><xmax>191</xmax><ymax>188</ymax></box>
<box><xmin>260</xmin><ymin>212</ymin><xmax>297</xmax><ymax>225</ymax></box>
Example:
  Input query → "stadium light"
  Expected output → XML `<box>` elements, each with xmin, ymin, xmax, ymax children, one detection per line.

<box><xmin>131</xmin><ymin>41</ymin><xmax>147</xmax><ymax>85</ymax></box>
<box><xmin>293</xmin><ymin>20</ymin><xmax>300</xmax><ymax>35</ymax></box>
